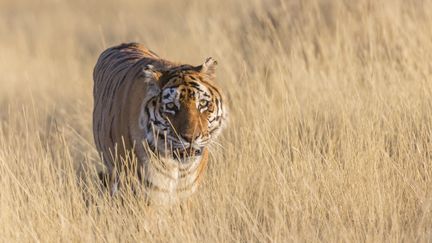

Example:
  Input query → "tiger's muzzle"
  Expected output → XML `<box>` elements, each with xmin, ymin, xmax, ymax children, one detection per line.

<box><xmin>154</xmin><ymin>132</ymin><xmax>205</xmax><ymax>161</ymax></box>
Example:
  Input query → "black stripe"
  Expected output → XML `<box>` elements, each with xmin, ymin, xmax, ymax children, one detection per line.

<box><xmin>144</xmin><ymin>180</ymin><xmax>170</xmax><ymax>192</ymax></box>
<box><xmin>209</xmin><ymin>124</ymin><xmax>220</xmax><ymax>134</ymax></box>
<box><xmin>109</xmin><ymin>117</ymin><xmax>115</xmax><ymax>142</ymax></box>
<box><xmin>152</xmin><ymin>119</ymin><xmax>164</xmax><ymax>126</ymax></box>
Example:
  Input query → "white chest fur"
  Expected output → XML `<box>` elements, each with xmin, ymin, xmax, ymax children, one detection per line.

<box><xmin>142</xmin><ymin>155</ymin><xmax>202</xmax><ymax>205</ymax></box>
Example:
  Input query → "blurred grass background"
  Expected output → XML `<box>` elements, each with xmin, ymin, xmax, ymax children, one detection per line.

<box><xmin>0</xmin><ymin>0</ymin><xmax>432</xmax><ymax>242</ymax></box>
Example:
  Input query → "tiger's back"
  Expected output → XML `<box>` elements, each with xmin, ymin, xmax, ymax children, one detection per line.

<box><xmin>93</xmin><ymin>43</ymin><xmax>169</xmax><ymax>171</ymax></box>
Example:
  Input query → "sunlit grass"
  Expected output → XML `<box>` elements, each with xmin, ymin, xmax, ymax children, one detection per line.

<box><xmin>0</xmin><ymin>0</ymin><xmax>431</xmax><ymax>241</ymax></box>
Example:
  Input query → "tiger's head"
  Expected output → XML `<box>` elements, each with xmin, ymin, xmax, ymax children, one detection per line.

<box><xmin>138</xmin><ymin>57</ymin><xmax>227</xmax><ymax>161</ymax></box>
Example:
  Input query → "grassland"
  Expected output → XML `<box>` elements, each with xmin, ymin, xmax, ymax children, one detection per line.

<box><xmin>0</xmin><ymin>0</ymin><xmax>432</xmax><ymax>242</ymax></box>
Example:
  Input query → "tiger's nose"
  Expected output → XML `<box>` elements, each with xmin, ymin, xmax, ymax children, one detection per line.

<box><xmin>180</xmin><ymin>133</ymin><xmax>199</xmax><ymax>143</ymax></box>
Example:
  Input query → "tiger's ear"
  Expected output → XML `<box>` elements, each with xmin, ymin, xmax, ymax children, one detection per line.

<box><xmin>141</xmin><ymin>65</ymin><xmax>162</xmax><ymax>82</ymax></box>
<box><xmin>199</xmin><ymin>57</ymin><xmax>217</xmax><ymax>79</ymax></box>
<box><xmin>141</xmin><ymin>65</ymin><xmax>161</xmax><ymax>96</ymax></box>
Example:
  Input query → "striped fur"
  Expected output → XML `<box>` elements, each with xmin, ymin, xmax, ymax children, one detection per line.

<box><xmin>93</xmin><ymin>43</ymin><xmax>227</xmax><ymax>204</ymax></box>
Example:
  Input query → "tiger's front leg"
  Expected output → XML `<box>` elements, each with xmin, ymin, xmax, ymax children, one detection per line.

<box><xmin>98</xmin><ymin>168</ymin><xmax>119</xmax><ymax>196</ymax></box>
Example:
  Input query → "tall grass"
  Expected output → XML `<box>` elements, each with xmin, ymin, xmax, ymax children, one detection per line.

<box><xmin>0</xmin><ymin>0</ymin><xmax>431</xmax><ymax>241</ymax></box>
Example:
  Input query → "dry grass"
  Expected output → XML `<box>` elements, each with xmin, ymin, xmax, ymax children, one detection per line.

<box><xmin>1</xmin><ymin>0</ymin><xmax>432</xmax><ymax>242</ymax></box>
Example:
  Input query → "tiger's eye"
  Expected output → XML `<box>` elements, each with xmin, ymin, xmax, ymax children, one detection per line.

<box><xmin>199</xmin><ymin>100</ymin><xmax>208</xmax><ymax>107</ymax></box>
<box><xmin>166</xmin><ymin>102</ymin><xmax>175</xmax><ymax>109</ymax></box>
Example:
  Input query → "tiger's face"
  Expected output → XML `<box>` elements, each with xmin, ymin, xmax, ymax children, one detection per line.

<box><xmin>139</xmin><ymin>58</ymin><xmax>226</xmax><ymax>161</ymax></box>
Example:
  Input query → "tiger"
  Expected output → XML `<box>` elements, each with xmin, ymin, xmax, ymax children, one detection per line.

<box><xmin>93</xmin><ymin>43</ymin><xmax>227</xmax><ymax>205</ymax></box>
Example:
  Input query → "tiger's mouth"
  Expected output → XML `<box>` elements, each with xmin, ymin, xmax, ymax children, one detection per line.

<box><xmin>172</xmin><ymin>147</ymin><xmax>203</xmax><ymax>160</ymax></box>
<box><xmin>153</xmin><ymin>133</ymin><xmax>204</xmax><ymax>160</ymax></box>
<box><xmin>148</xmin><ymin>138</ymin><xmax>204</xmax><ymax>161</ymax></box>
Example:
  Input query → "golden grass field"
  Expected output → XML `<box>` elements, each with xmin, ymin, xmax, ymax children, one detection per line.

<box><xmin>1</xmin><ymin>0</ymin><xmax>432</xmax><ymax>242</ymax></box>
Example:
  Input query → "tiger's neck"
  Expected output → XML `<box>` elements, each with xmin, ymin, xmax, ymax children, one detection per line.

<box><xmin>135</xmin><ymin>145</ymin><xmax>209</xmax><ymax>205</ymax></box>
